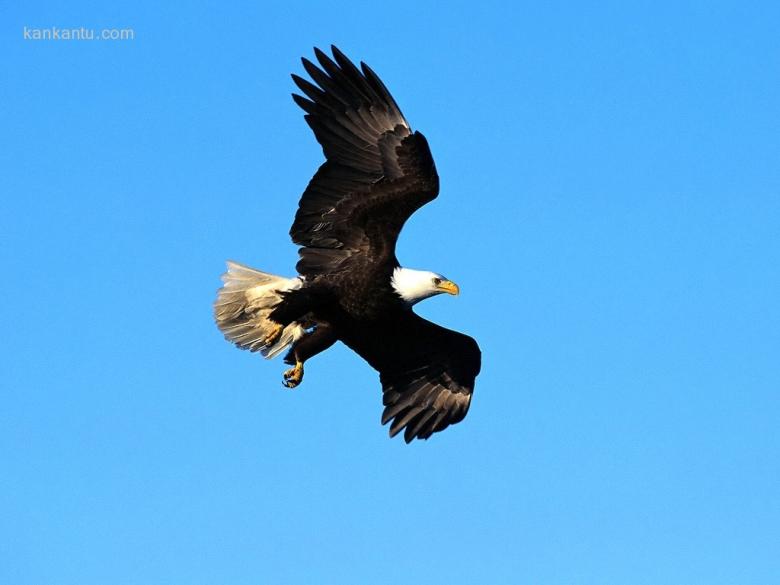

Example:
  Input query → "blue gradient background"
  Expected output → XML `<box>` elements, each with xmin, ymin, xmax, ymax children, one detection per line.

<box><xmin>2</xmin><ymin>2</ymin><xmax>778</xmax><ymax>583</ymax></box>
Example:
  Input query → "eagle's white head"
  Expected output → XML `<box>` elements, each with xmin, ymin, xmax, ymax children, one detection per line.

<box><xmin>391</xmin><ymin>267</ymin><xmax>460</xmax><ymax>305</ymax></box>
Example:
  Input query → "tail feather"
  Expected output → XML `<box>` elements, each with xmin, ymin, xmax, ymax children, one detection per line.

<box><xmin>214</xmin><ymin>261</ymin><xmax>305</xmax><ymax>359</ymax></box>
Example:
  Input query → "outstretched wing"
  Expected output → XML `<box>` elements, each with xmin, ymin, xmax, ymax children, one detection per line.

<box><xmin>377</xmin><ymin>313</ymin><xmax>482</xmax><ymax>443</ymax></box>
<box><xmin>290</xmin><ymin>46</ymin><xmax>439</xmax><ymax>278</ymax></box>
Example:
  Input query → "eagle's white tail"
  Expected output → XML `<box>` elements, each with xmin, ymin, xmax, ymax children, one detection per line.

<box><xmin>214</xmin><ymin>261</ymin><xmax>305</xmax><ymax>359</ymax></box>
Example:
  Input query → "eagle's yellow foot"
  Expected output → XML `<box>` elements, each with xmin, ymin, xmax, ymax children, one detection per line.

<box><xmin>282</xmin><ymin>361</ymin><xmax>304</xmax><ymax>388</ymax></box>
<box><xmin>263</xmin><ymin>323</ymin><xmax>283</xmax><ymax>347</ymax></box>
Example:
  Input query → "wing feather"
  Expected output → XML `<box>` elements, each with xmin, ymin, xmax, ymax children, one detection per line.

<box><xmin>289</xmin><ymin>46</ymin><xmax>439</xmax><ymax>277</ymax></box>
<box><xmin>367</xmin><ymin>313</ymin><xmax>482</xmax><ymax>443</ymax></box>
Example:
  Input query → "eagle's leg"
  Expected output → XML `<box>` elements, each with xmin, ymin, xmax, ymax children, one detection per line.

<box><xmin>263</xmin><ymin>323</ymin><xmax>284</xmax><ymax>347</ymax></box>
<box><xmin>263</xmin><ymin>287</ymin><xmax>327</xmax><ymax>347</ymax></box>
<box><xmin>281</xmin><ymin>322</ymin><xmax>337</xmax><ymax>389</ymax></box>
<box><xmin>267</xmin><ymin>287</ymin><xmax>329</xmax><ymax>351</ymax></box>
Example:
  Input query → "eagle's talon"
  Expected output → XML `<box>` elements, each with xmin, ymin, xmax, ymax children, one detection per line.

<box><xmin>263</xmin><ymin>323</ymin><xmax>284</xmax><ymax>347</ymax></box>
<box><xmin>282</xmin><ymin>362</ymin><xmax>304</xmax><ymax>389</ymax></box>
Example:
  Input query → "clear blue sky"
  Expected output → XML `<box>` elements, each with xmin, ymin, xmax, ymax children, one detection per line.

<box><xmin>2</xmin><ymin>1</ymin><xmax>778</xmax><ymax>583</ymax></box>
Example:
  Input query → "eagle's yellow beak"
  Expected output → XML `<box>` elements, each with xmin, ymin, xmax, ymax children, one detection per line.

<box><xmin>437</xmin><ymin>280</ymin><xmax>460</xmax><ymax>296</ymax></box>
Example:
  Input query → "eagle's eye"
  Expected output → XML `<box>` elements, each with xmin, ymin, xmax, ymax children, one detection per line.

<box><xmin>432</xmin><ymin>277</ymin><xmax>442</xmax><ymax>286</ymax></box>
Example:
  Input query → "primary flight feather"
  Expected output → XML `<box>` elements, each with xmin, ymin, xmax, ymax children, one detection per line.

<box><xmin>214</xmin><ymin>46</ymin><xmax>481</xmax><ymax>442</ymax></box>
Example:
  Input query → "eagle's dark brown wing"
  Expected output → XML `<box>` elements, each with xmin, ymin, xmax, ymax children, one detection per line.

<box><xmin>376</xmin><ymin>312</ymin><xmax>481</xmax><ymax>442</ymax></box>
<box><xmin>290</xmin><ymin>46</ymin><xmax>439</xmax><ymax>278</ymax></box>
<box><xmin>340</xmin><ymin>309</ymin><xmax>481</xmax><ymax>442</ymax></box>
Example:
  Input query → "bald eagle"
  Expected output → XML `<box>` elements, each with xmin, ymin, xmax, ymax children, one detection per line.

<box><xmin>214</xmin><ymin>46</ymin><xmax>481</xmax><ymax>442</ymax></box>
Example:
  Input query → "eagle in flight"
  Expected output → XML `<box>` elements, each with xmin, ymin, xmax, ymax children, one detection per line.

<box><xmin>214</xmin><ymin>46</ymin><xmax>481</xmax><ymax>442</ymax></box>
